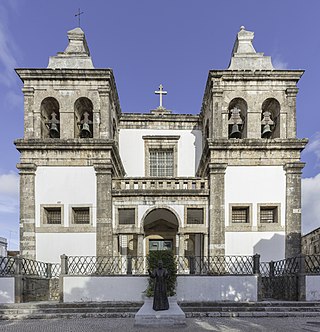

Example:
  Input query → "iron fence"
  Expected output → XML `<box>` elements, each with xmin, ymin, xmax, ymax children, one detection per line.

<box><xmin>65</xmin><ymin>255</ymin><xmax>255</xmax><ymax>276</ymax></box>
<box><xmin>305</xmin><ymin>254</ymin><xmax>320</xmax><ymax>274</ymax></box>
<box><xmin>0</xmin><ymin>256</ymin><xmax>15</xmax><ymax>275</ymax></box>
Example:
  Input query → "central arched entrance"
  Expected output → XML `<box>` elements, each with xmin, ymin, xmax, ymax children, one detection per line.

<box><xmin>143</xmin><ymin>208</ymin><xmax>179</xmax><ymax>254</ymax></box>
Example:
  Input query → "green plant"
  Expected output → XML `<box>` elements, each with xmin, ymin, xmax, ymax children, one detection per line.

<box><xmin>146</xmin><ymin>250</ymin><xmax>177</xmax><ymax>297</ymax></box>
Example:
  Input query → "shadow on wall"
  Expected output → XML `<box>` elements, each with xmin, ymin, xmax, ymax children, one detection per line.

<box><xmin>253</xmin><ymin>233</ymin><xmax>285</xmax><ymax>262</ymax></box>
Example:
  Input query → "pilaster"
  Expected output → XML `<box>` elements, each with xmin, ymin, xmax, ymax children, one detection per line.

<box><xmin>284</xmin><ymin>162</ymin><xmax>305</xmax><ymax>258</ymax></box>
<box><xmin>137</xmin><ymin>234</ymin><xmax>144</xmax><ymax>257</ymax></box>
<box><xmin>285</xmin><ymin>87</ymin><xmax>299</xmax><ymax>139</ymax></box>
<box><xmin>208</xmin><ymin>163</ymin><xmax>227</xmax><ymax>256</ymax></box>
<box><xmin>22</xmin><ymin>87</ymin><xmax>35</xmax><ymax>139</ymax></box>
<box><xmin>94</xmin><ymin>164</ymin><xmax>113</xmax><ymax>256</ymax></box>
<box><xmin>98</xmin><ymin>88</ymin><xmax>111</xmax><ymax>139</ymax></box>
<box><xmin>212</xmin><ymin>88</ymin><xmax>224</xmax><ymax>138</ymax></box>
<box><xmin>17</xmin><ymin>163</ymin><xmax>37</xmax><ymax>259</ymax></box>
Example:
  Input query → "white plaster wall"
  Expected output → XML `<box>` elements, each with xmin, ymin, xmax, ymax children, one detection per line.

<box><xmin>63</xmin><ymin>276</ymin><xmax>148</xmax><ymax>302</ymax></box>
<box><xmin>36</xmin><ymin>233</ymin><xmax>96</xmax><ymax>263</ymax></box>
<box><xmin>63</xmin><ymin>275</ymin><xmax>257</xmax><ymax>303</ymax></box>
<box><xmin>119</xmin><ymin>129</ymin><xmax>202</xmax><ymax>176</ymax></box>
<box><xmin>225</xmin><ymin>232</ymin><xmax>285</xmax><ymax>262</ymax></box>
<box><xmin>35</xmin><ymin>167</ymin><xmax>97</xmax><ymax>227</ymax></box>
<box><xmin>0</xmin><ymin>277</ymin><xmax>14</xmax><ymax>303</ymax></box>
<box><xmin>306</xmin><ymin>275</ymin><xmax>320</xmax><ymax>301</ymax></box>
<box><xmin>225</xmin><ymin>166</ymin><xmax>286</xmax><ymax>260</ymax></box>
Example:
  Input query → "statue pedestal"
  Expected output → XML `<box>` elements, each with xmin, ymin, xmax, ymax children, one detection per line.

<box><xmin>134</xmin><ymin>297</ymin><xmax>186</xmax><ymax>327</ymax></box>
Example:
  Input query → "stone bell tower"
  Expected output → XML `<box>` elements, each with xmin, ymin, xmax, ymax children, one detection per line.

<box><xmin>15</xmin><ymin>28</ymin><xmax>125</xmax><ymax>259</ymax></box>
<box><xmin>198</xmin><ymin>26</ymin><xmax>307</xmax><ymax>259</ymax></box>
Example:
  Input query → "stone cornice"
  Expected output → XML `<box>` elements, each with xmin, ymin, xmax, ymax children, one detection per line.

<box><xmin>120</xmin><ymin>113</ymin><xmax>201</xmax><ymax>130</ymax></box>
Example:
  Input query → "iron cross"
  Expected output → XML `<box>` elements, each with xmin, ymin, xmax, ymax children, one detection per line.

<box><xmin>75</xmin><ymin>8</ymin><xmax>84</xmax><ymax>27</ymax></box>
<box><xmin>155</xmin><ymin>84</ymin><xmax>167</xmax><ymax>108</ymax></box>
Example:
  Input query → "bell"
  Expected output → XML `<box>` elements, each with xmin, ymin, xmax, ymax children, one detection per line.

<box><xmin>262</xmin><ymin>124</ymin><xmax>272</xmax><ymax>138</ymax></box>
<box><xmin>80</xmin><ymin>122</ymin><xmax>91</xmax><ymax>138</ymax></box>
<box><xmin>49</xmin><ymin>122</ymin><xmax>60</xmax><ymax>138</ymax></box>
<box><xmin>229</xmin><ymin>124</ymin><xmax>241</xmax><ymax>139</ymax></box>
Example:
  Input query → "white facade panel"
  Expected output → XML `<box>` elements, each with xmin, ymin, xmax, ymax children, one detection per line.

<box><xmin>35</xmin><ymin>166</ymin><xmax>97</xmax><ymax>227</ymax></box>
<box><xmin>225</xmin><ymin>232</ymin><xmax>285</xmax><ymax>262</ymax></box>
<box><xmin>119</xmin><ymin>129</ymin><xmax>202</xmax><ymax>177</ymax></box>
<box><xmin>36</xmin><ymin>233</ymin><xmax>96</xmax><ymax>263</ymax></box>
<box><xmin>225</xmin><ymin>166</ymin><xmax>286</xmax><ymax>227</ymax></box>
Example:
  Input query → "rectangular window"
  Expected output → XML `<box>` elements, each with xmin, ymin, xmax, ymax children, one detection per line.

<box><xmin>119</xmin><ymin>208</ymin><xmax>135</xmax><ymax>225</ymax></box>
<box><xmin>149</xmin><ymin>149</ymin><xmax>174</xmax><ymax>177</ymax></box>
<box><xmin>231</xmin><ymin>207</ymin><xmax>249</xmax><ymax>223</ymax></box>
<box><xmin>260</xmin><ymin>207</ymin><xmax>277</xmax><ymax>223</ymax></box>
<box><xmin>72</xmin><ymin>207</ymin><xmax>90</xmax><ymax>225</ymax></box>
<box><xmin>45</xmin><ymin>207</ymin><xmax>62</xmax><ymax>225</ymax></box>
<box><xmin>187</xmin><ymin>208</ymin><xmax>204</xmax><ymax>224</ymax></box>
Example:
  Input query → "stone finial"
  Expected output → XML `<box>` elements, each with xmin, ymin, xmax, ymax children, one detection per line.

<box><xmin>47</xmin><ymin>27</ymin><xmax>94</xmax><ymax>69</ymax></box>
<box><xmin>228</xmin><ymin>26</ymin><xmax>274</xmax><ymax>70</ymax></box>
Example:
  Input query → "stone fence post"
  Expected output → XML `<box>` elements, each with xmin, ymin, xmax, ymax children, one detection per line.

<box><xmin>14</xmin><ymin>256</ymin><xmax>23</xmax><ymax>303</ymax></box>
<box><xmin>59</xmin><ymin>254</ymin><xmax>68</xmax><ymax>303</ymax></box>
<box><xmin>298</xmin><ymin>254</ymin><xmax>306</xmax><ymax>301</ymax></box>
<box><xmin>253</xmin><ymin>254</ymin><xmax>260</xmax><ymax>275</ymax></box>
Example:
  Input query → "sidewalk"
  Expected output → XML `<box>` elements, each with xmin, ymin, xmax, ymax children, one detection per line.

<box><xmin>1</xmin><ymin>317</ymin><xmax>320</xmax><ymax>332</ymax></box>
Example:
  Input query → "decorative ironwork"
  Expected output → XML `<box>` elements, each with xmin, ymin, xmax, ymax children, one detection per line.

<box><xmin>0</xmin><ymin>256</ymin><xmax>15</xmax><ymax>275</ymax></box>
<box><xmin>305</xmin><ymin>254</ymin><xmax>320</xmax><ymax>274</ymax></box>
<box><xmin>50</xmin><ymin>263</ymin><xmax>61</xmax><ymax>278</ymax></box>
<box><xmin>21</xmin><ymin>258</ymin><xmax>48</xmax><ymax>277</ymax></box>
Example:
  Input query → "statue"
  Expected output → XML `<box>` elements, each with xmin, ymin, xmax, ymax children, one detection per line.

<box><xmin>148</xmin><ymin>260</ymin><xmax>169</xmax><ymax>311</ymax></box>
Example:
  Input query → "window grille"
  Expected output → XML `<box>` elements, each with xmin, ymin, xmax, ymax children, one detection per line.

<box><xmin>187</xmin><ymin>208</ymin><xmax>204</xmax><ymax>224</ymax></box>
<box><xmin>149</xmin><ymin>149</ymin><xmax>173</xmax><ymax>177</ymax></box>
<box><xmin>45</xmin><ymin>207</ymin><xmax>62</xmax><ymax>224</ymax></box>
<box><xmin>260</xmin><ymin>207</ymin><xmax>277</xmax><ymax>223</ymax></box>
<box><xmin>73</xmin><ymin>207</ymin><xmax>90</xmax><ymax>224</ymax></box>
<box><xmin>119</xmin><ymin>208</ymin><xmax>135</xmax><ymax>225</ymax></box>
<box><xmin>231</xmin><ymin>207</ymin><xmax>249</xmax><ymax>223</ymax></box>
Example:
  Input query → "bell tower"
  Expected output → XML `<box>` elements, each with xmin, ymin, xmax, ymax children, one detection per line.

<box><xmin>199</xmin><ymin>26</ymin><xmax>307</xmax><ymax>259</ymax></box>
<box><xmin>15</xmin><ymin>28</ymin><xmax>125</xmax><ymax>259</ymax></box>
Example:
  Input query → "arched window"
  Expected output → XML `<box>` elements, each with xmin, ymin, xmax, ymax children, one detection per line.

<box><xmin>74</xmin><ymin>97</ymin><xmax>94</xmax><ymax>138</ymax></box>
<box><xmin>228</xmin><ymin>98</ymin><xmax>247</xmax><ymax>139</ymax></box>
<box><xmin>40</xmin><ymin>97</ymin><xmax>60</xmax><ymax>138</ymax></box>
<box><xmin>261</xmin><ymin>98</ymin><xmax>280</xmax><ymax>138</ymax></box>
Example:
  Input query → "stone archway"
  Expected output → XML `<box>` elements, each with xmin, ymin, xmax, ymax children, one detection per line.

<box><xmin>143</xmin><ymin>208</ymin><xmax>179</xmax><ymax>254</ymax></box>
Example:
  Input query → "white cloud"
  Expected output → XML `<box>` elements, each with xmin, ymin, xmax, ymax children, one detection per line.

<box><xmin>304</xmin><ymin>132</ymin><xmax>320</xmax><ymax>163</ymax></box>
<box><xmin>272</xmin><ymin>57</ymin><xmax>288</xmax><ymax>70</ymax></box>
<box><xmin>0</xmin><ymin>3</ymin><xmax>19</xmax><ymax>87</ymax></box>
<box><xmin>302</xmin><ymin>174</ymin><xmax>320</xmax><ymax>234</ymax></box>
<box><xmin>0</xmin><ymin>171</ymin><xmax>19</xmax><ymax>213</ymax></box>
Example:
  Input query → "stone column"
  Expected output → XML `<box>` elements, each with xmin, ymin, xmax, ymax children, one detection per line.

<box><xmin>98</xmin><ymin>88</ymin><xmax>111</xmax><ymax>139</ymax></box>
<box><xmin>211</xmin><ymin>89</ymin><xmax>224</xmax><ymax>138</ymax></box>
<box><xmin>203</xmin><ymin>233</ymin><xmax>208</xmax><ymax>257</ymax></box>
<box><xmin>208</xmin><ymin>163</ymin><xmax>227</xmax><ymax>256</ymax></box>
<box><xmin>95</xmin><ymin>164</ymin><xmax>113</xmax><ymax>256</ymax></box>
<box><xmin>17</xmin><ymin>163</ymin><xmax>37</xmax><ymax>259</ymax></box>
<box><xmin>178</xmin><ymin>233</ymin><xmax>185</xmax><ymax>257</ymax></box>
<box><xmin>22</xmin><ymin>87</ymin><xmax>35</xmax><ymax>139</ymax></box>
<box><xmin>137</xmin><ymin>234</ymin><xmax>144</xmax><ymax>257</ymax></box>
<box><xmin>284</xmin><ymin>162</ymin><xmax>305</xmax><ymax>258</ymax></box>
<box><xmin>285</xmin><ymin>87</ymin><xmax>299</xmax><ymax>139</ymax></box>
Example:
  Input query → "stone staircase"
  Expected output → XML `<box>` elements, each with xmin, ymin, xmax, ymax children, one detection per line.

<box><xmin>1</xmin><ymin>301</ymin><xmax>320</xmax><ymax>320</ymax></box>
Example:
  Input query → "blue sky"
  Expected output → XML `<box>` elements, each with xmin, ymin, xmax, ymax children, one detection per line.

<box><xmin>1</xmin><ymin>0</ymin><xmax>320</xmax><ymax>250</ymax></box>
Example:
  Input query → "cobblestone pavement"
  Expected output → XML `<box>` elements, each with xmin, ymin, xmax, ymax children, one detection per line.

<box><xmin>1</xmin><ymin>317</ymin><xmax>320</xmax><ymax>332</ymax></box>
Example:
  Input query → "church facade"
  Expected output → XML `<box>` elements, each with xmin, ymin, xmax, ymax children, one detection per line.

<box><xmin>15</xmin><ymin>27</ymin><xmax>307</xmax><ymax>263</ymax></box>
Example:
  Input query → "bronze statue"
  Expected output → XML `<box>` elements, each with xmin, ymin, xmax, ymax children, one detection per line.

<box><xmin>148</xmin><ymin>260</ymin><xmax>169</xmax><ymax>311</ymax></box>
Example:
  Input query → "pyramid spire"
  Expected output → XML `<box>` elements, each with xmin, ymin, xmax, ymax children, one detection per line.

<box><xmin>47</xmin><ymin>27</ymin><xmax>94</xmax><ymax>69</ymax></box>
<box><xmin>228</xmin><ymin>26</ymin><xmax>274</xmax><ymax>70</ymax></box>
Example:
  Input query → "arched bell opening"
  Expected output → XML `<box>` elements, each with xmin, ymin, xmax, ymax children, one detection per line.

<box><xmin>143</xmin><ymin>208</ymin><xmax>179</xmax><ymax>254</ymax></box>
<box><xmin>261</xmin><ymin>98</ymin><xmax>280</xmax><ymax>139</ymax></box>
<box><xmin>40</xmin><ymin>97</ymin><xmax>60</xmax><ymax>138</ymax></box>
<box><xmin>228</xmin><ymin>98</ymin><xmax>247</xmax><ymax>139</ymax></box>
<box><xmin>74</xmin><ymin>97</ymin><xmax>94</xmax><ymax>138</ymax></box>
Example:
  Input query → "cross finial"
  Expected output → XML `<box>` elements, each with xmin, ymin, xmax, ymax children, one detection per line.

<box><xmin>154</xmin><ymin>84</ymin><xmax>167</xmax><ymax>109</ymax></box>
<box><xmin>75</xmin><ymin>8</ymin><xmax>84</xmax><ymax>27</ymax></box>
